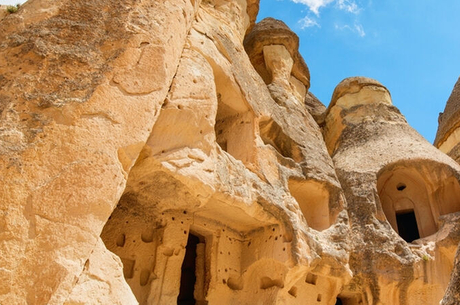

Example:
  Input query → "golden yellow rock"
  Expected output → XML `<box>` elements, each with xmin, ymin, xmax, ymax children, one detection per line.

<box><xmin>1</xmin><ymin>1</ymin><xmax>459</xmax><ymax>305</ymax></box>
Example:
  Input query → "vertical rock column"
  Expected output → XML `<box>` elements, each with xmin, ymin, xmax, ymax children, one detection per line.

<box><xmin>0</xmin><ymin>0</ymin><xmax>198</xmax><ymax>303</ymax></box>
<box><xmin>435</xmin><ymin>77</ymin><xmax>460</xmax><ymax>162</ymax></box>
<box><xmin>324</xmin><ymin>77</ymin><xmax>460</xmax><ymax>304</ymax></box>
<box><xmin>434</xmin><ymin>76</ymin><xmax>460</xmax><ymax>305</ymax></box>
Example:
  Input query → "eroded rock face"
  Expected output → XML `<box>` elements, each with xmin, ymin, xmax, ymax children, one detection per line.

<box><xmin>100</xmin><ymin>5</ymin><xmax>349</xmax><ymax>305</ymax></box>
<box><xmin>305</xmin><ymin>92</ymin><xmax>326</xmax><ymax>125</ymax></box>
<box><xmin>244</xmin><ymin>18</ymin><xmax>310</xmax><ymax>100</ymax></box>
<box><xmin>0</xmin><ymin>6</ymin><xmax>9</xmax><ymax>20</ymax></box>
<box><xmin>324</xmin><ymin>76</ymin><xmax>460</xmax><ymax>304</ymax></box>
<box><xmin>0</xmin><ymin>0</ymin><xmax>198</xmax><ymax>303</ymax></box>
<box><xmin>441</xmin><ymin>243</ymin><xmax>460</xmax><ymax>305</ymax></box>
<box><xmin>435</xmin><ymin>77</ymin><xmax>460</xmax><ymax>305</ymax></box>
<box><xmin>1</xmin><ymin>1</ymin><xmax>460</xmax><ymax>304</ymax></box>
<box><xmin>435</xmin><ymin>77</ymin><xmax>460</xmax><ymax>162</ymax></box>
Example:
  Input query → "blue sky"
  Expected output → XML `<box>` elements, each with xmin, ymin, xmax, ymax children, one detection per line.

<box><xmin>2</xmin><ymin>0</ymin><xmax>459</xmax><ymax>142</ymax></box>
<box><xmin>258</xmin><ymin>0</ymin><xmax>460</xmax><ymax>142</ymax></box>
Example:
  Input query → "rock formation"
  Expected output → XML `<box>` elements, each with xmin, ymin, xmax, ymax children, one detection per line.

<box><xmin>435</xmin><ymin>77</ymin><xmax>460</xmax><ymax>305</ymax></box>
<box><xmin>435</xmin><ymin>77</ymin><xmax>460</xmax><ymax>162</ymax></box>
<box><xmin>0</xmin><ymin>6</ymin><xmax>8</xmax><ymax>20</ymax></box>
<box><xmin>324</xmin><ymin>77</ymin><xmax>460</xmax><ymax>304</ymax></box>
<box><xmin>0</xmin><ymin>0</ymin><xmax>459</xmax><ymax>304</ymax></box>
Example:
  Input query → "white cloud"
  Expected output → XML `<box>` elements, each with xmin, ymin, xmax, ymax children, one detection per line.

<box><xmin>354</xmin><ymin>23</ymin><xmax>365</xmax><ymax>37</ymax></box>
<box><xmin>334</xmin><ymin>24</ymin><xmax>350</xmax><ymax>31</ymax></box>
<box><xmin>0</xmin><ymin>0</ymin><xmax>25</xmax><ymax>5</ymax></box>
<box><xmin>337</xmin><ymin>0</ymin><xmax>360</xmax><ymax>13</ymax></box>
<box><xmin>335</xmin><ymin>22</ymin><xmax>366</xmax><ymax>37</ymax></box>
<box><xmin>290</xmin><ymin>0</ymin><xmax>364</xmax><ymax>34</ymax></box>
<box><xmin>299</xmin><ymin>16</ymin><xmax>320</xmax><ymax>29</ymax></box>
<box><xmin>291</xmin><ymin>0</ymin><xmax>334</xmax><ymax>15</ymax></box>
<box><xmin>291</xmin><ymin>0</ymin><xmax>360</xmax><ymax>15</ymax></box>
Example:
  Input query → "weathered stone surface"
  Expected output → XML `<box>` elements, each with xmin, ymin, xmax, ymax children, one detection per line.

<box><xmin>0</xmin><ymin>0</ymin><xmax>198</xmax><ymax>303</ymax></box>
<box><xmin>435</xmin><ymin>77</ymin><xmax>460</xmax><ymax>305</ymax></box>
<box><xmin>436</xmin><ymin>77</ymin><xmax>460</xmax><ymax>164</ymax></box>
<box><xmin>305</xmin><ymin>91</ymin><xmax>326</xmax><ymax>124</ymax></box>
<box><xmin>0</xmin><ymin>5</ymin><xmax>9</xmax><ymax>20</ymax></box>
<box><xmin>324</xmin><ymin>76</ymin><xmax>460</xmax><ymax>304</ymax></box>
<box><xmin>435</xmin><ymin>78</ymin><xmax>460</xmax><ymax>145</ymax></box>
<box><xmin>1</xmin><ymin>0</ymin><xmax>460</xmax><ymax>304</ymax></box>
<box><xmin>441</xmin><ymin>241</ymin><xmax>460</xmax><ymax>305</ymax></box>
<box><xmin>244</xmin><ymin>17</ymin><xmax>310</xmax><ymax>90</ymax></box>
<box><xmin>65</xmin><ymin>238</ymin><xmax>138</xmax><ymax>305</ymax></box>
<box><xmin>100</xmin><ymin>2</ymin><xmax>350</xmax><ymax>304</ymax></box>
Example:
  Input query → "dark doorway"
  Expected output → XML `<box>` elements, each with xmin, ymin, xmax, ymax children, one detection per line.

<box><xmin>335</xmin><ymin>298</ymin><xmax>343</xmax><ymax>305</ymax></box>
<box><xmin>178</xmin><ymin>234</ymin><xmax>200</xmax><ymax>305</ymax></box>
<box><xmin>396</xmin><ymin>210</ymin><xmax>420</xmax><ymax>242</ymax></box>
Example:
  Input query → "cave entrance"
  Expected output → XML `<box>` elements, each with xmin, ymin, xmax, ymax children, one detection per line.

<box><xmin>178</xmin><ymin>233</ymin><xmax>207</xmax><ymax>305</ymax></box>
<box><xmin>335</xmin><ymin>295</ymin><xmax>363</xmax><ymax>305</ymax></box>
<box><xmin>396</xmin><ymin>210</ymin><xmax>420</xmax><ymax>243</ymax></box>
<box><xmin>377</xmin><ymin>165</ymin><xmax>438</xmax><ymax>241</ymax></box>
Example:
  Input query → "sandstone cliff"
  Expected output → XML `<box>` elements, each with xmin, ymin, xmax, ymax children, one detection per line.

<box><xmin>0</xmin><ymin>1</ymin><xmax>459</xmax><ymax>304</ymax></box>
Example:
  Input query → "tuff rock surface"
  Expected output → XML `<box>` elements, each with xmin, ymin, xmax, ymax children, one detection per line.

<box><xmin>0</xmin><ymin>1</ymin><xmax>459</xmax><ymax>305</ymax></box>
<box><xmin>436</xmin><ymin>77</ymin><xmax>460</xmax><ymax>162</ymax></box>
<box><xmin>435</xmin><ymin>77</ymin><xmax>460</xmax><ymax>305</ymax></box>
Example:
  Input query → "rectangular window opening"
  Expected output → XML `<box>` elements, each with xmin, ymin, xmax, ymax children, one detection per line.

<box><xmin>178</xmin><ymin>233</ymin><xmax>208</xmax><ymax>305</ymax></box>
<box><xmin>396</xmin><ymin>210</ymin><xmax>420</xmax><ymax>243</ymax></box>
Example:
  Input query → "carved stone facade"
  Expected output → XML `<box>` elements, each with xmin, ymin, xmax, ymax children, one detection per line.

<box><xmin>0</xmin><ymin>1</ymin><xmax>459</xmax><ymax>304</ymax></box>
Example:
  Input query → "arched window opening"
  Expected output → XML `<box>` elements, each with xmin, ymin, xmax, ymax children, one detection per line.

<box><xmin>377</xmin><ymin>163</ymin><xmax>460</xmax><ymax>242</ymax></box>
<box><xmin>378</xmin><ymin>167</ymin><xmax>436</xmax><ymax>241</ymax></box>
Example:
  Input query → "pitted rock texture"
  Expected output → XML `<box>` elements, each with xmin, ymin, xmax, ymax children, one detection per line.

<box><xmin>436</xmin><ymin>77</ymin><xmax>460</xmax><ymax>161</ymax></box>
<box><xmin>100</xmin><ymin>5</ymin><xmax>349</xmax><ymax>305</ymax></box>
<box><xmin>1</xmin><ymin>0</ymin><xmax>198</xmax><ymax>303</ymax></box>
<box><xmin>1</xmin><ymin>1</ymin><xmax>460</xmax><ymax>305</ymax></box>
<box><xmin>441</xmin><ymin>242</ymin><xmax>460</xmax><ymax>305</ymax></box>
<box><xmin>435</xmin><ymin>77</ymin><xmax>460</xmax><ymax>305</ymax></box>
<box><xmin>436</xmin><ymin>77</ymin><xmax>460</xmax><ymax>144</ymax></box>
<box><xmin>244</xmin><ymin>17</ymin><xmax>310</xmax><ymax>90</ymax></box>
<box><xmin>0</xmin><ymin>5</ymin><xmax>9</xmax><ymax>20</ymax></box>
<box><xmin>325</xmin><ymin>76</ymin><xmax>460</xmax><ymax>304</ymax></box>
<box><xmin>305</xmin><ymin>91</ymin><xmax>326</xmax><ymax>125</ymax></box>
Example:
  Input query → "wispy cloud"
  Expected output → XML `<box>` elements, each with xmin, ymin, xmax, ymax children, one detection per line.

<box><xmin>337</xmin><ymin>0</ymin><xmax>360</xmax><ymax>13</ymax></box>
<box><xmin>291</xmin><ymin>0</ymin><xmax>359</xmax><ymax>15</ymax></box>
<box><xmin>335</xmin><ymin>23</ymin><xmax>366</xmax><ymax>37</ymax></box>
<box><xmin>354</xmin><ymin>23</ymin><xmax>365</xmax><ymax>37</ymax></box>
<box><xmin>290</xmin><ymin>0</ymin><xmax>363</xmax><ymax>32</ymax></box>
<box><xmin>291</xmin><ymin>0</ymin><xmax>335</xmax><ymax>16</ymax></box>
<box><xmin>299</xmin><ymin>16</ymin><xmax>320</xmax><ymax>29</ymax></box>
<box><xmin>289</xmin><ymin>0</ymin><xmax>365</xmax><ymax>36</ymax></box>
